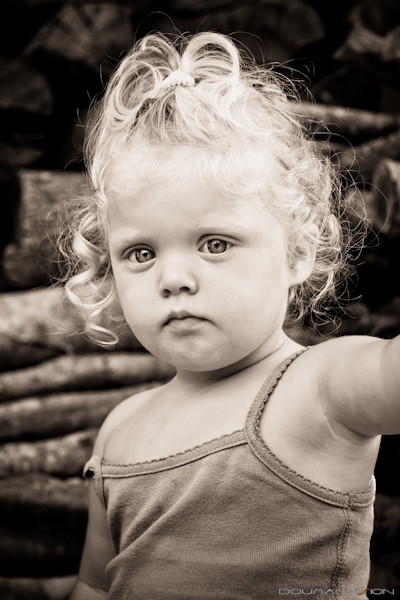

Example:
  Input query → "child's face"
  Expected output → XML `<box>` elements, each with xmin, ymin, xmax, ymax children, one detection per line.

<box><xmin>107</xmin><ymin>152</ymin><xmax>300</xmax><ymax>375</ymax></box>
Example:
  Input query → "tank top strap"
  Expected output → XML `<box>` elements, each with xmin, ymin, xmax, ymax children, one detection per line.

<box><xmin>83</xmin><ymin>454</ymin><xmax>106</xmax><ymax>507</ymax></box>
<box><xmin>245</xmin><ymin>347</ymin><xmax>309</xmax><ymax>433</ymax></box>
<box><xmin>244</xmin><ymin>346</ymin><xmax>376</xmax><ymax>508</ymax></box>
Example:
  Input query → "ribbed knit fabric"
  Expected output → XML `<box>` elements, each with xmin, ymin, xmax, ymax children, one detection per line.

<box><xmin>84</xmin><ymin>350</ymin><xmax>375</xmax><ymax>599</ymax></box>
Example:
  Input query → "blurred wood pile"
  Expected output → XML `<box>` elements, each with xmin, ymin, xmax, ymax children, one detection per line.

<box><xmin>1</xmin><ymin>0</ymin><xmax>400</xmax><ymax>598</ymax></box>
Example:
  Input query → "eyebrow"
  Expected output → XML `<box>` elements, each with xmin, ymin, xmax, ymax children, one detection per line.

<box><xmin>196</xmin><ymin>221</ymin><xmax>255</xmax><ymax>239</ymax></box>
<box><xmin>108</xmin><ymin>217</ymin><xmax>255</xmax><ymax>248</ymax></box>
<box><xmin>108</xmin><ymin>230</ymin><xmax>144</xmax><ymax>248</ymax></box>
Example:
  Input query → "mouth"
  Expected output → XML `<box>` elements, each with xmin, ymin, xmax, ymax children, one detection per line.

<box><xmin>163</xmin><ymin>311</ymin><xmax>206</xmax><ymax>327</ymax></box>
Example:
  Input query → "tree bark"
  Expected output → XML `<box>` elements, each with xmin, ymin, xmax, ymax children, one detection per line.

<box><xmin>338</xmin><ymin>128</ymin><xmax>400</xmax><ymax>182</ymax></box>
<box><xmin>0</xmin><ymin>473</ymin><xmax>87</xmax><ymax>516</ymax></box>
<box><xmin>294</xmin><ymin>101</ymin><xmax>400</xmax><ymax>142</ymax></box>
<box><xmin>0</xmin><ymin>429</ymin><xmax>97</xmax><ymax>478</ymax></box>
<box><xmin>0</xmin><ymin>352</ymin><xmax>173</xmax><ymax>403</ymax></box>
<box><xmin>0</xmin><ymin>286</ymin><xmax>140</xmax><ymax>371</ymax></box>
<box><xmin>26</xmin><ymin>2</ymin><xmax>134</xmax><ymax>74</ymax></box>
<box><xmin>0</xmin><ymin>382</ymin><xmax>160</xmax><ymax>441</ymax></box>
<box><xmin>0</xmin><ymin>474</ymin><xmax>87</xmax><ymax>576</ymax></box>
<box><xmin>0</xmin><ymin>57</ymin><xmax>53</xmax><ymax>116</ymax></box>
<box><xmin>334</xmin><ymin>22</ymin><xmax>384</xmax><ymax>65</ymax></box>
<box><xmin>1</xmin><ymin>169</ymin><xmax>89</xmax><ymax>289</ymax></box>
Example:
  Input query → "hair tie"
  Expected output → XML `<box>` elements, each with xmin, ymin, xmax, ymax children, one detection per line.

<box><xmin>161</xmin><ymin>70</ymin><xmax>195</xmax><ymax>89</ymax></box>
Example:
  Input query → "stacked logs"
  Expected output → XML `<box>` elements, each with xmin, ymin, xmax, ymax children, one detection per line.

<box><xmin>1</xmin><ymin>0</ymin><xmax>400</xmax><ymax>598</ymax></box>
<box><xmin>0</xmin><ymin>287</ymin><xmax>176</xmax><ymax>597</ymax></box>
<box><xmin>0</xmin><ymin>167</ymin><xmax>176</xmax><ymax>597</ymax></box>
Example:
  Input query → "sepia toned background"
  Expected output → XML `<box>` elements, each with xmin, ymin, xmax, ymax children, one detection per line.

<box><xmin>1</xmin><ymin>0</ymin><xmax>400</xmax><ymax>598</ymax></box>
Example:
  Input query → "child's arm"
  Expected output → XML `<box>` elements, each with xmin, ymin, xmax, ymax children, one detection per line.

<box><xmin>318</xmin><ymin>334</ymin><xmax>400</xmax><ymax>436</ymax></box>
<box><xmin>68</xmin><ymin>478</ymin><xmax>115</xmax><ymax>599</ymax></box>
<box><xmin>69</xmin><ymin>439</ymin><xmax>115</xmax><ymax>599</ymax></box>
<box><xmin>69</xmin><ymin>579</ymin><xmax>107</xmax><ymax>600</ymax></box>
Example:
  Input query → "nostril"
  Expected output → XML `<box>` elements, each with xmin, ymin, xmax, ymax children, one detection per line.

<box><xmin>162</xmin><ymin>285</ymin><xmax>193</xmax><ymax>297</ymax></box>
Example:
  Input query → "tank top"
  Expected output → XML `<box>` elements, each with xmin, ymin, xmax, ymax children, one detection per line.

<box><xmin>84</xmin><ymin>350</ymin><xmax>375</xmax><ymax>599</ymax></box>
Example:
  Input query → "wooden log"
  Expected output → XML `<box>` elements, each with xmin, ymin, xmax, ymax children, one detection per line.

<box><xmin>0</xmin><ymin>524</ymin><xmax>83</xmax><ymax>577</ymax></box>
<box><xmin>0</xmin><ymin>515</ymin><xmax>86</xmax><ymax>577</ymax></box>
<box><xmin>334</xmin><ymin>18</ymin><xmax>400</xmax><ymax>90</ymax></box>
<box><xmin>334</xmin><ymin>22</ymin><xmax>384</xmax><ymax>65</ymax></box>
<box><xmin>0</xmin><ymin>473</ymin><xmax>87</xmax><ymax>516</ymax></box>
<box><xmin>337</xmin><ymin>129</ymin><xmax>400</xmax><ymax>182</ymax></box>
<box><xmin>0</xmin><ymin>334</ymin><xmax>59</xmax><ymax>372</ymax></box>
<box><xmin>0</xmin><ymin>523</ymin><xmax>83</xmax><ymax>577</ymax></box>
<box><xmin>0</xmin><ymin>139</ymin><xmax>44</xmax><ymax>170</ymax></box>
<box><xmin>383</xmin><ymin>25</ymin><xmax>400</xmax><ymax>64</ymax></box>
<box><xmin>0</xmin><ymin>58</ymin><xmax>51</xmax><ymax>168</ymax></box>
<box><xmin>0</xmin><ymin>287</ymin><xmax>140</xmax><ymax>371</ymax></box>
<box><xmin>349</xmin><ymin>0</ymin><xmax>400</xmax><ymax>37</ymax></box>
<box><xmin>0</xmin><ymin>575</ymin><xmax>76</xmax><ymax>600</ymax></box>
<box><xmin>0</xmin><ymin>382</ymin><xmax>160</xmax><ymax>441</ymax></box>
<box><xmin>371</xmin><ymin>158</ymin><xmax>400</xmax><ymax>238</ymax></box>
<box><xmin>26</xmin><ymin>2</ymin><xmax>133</xmax><ymax>74</ymax></box>
<box><xmin>0</xmin><ymin>429</ymin><xmax>97</xmax><ymax>478</ymax></box>
<box><xmin>294</xmin><ymin>101</ymin><xmax>400</xmax><ymax>143</ymax></box>
<box><xmin>0</xmin><ymin>475</ymin><xmax>87</xmax><ymax>576</ymax></box>
<box><xmin>1</xmin><ymin>169</ymin><xmax>90</xmax><ymax>289</ymax></box>
<box><xmin>0</xmin><ymin>57</ymin><xmax>53</xmax><ymax>115</ymax></box>
<box><xmin>0</xmin><ymin>352</ymin><xmax>174</xmax><ymax>402</ymax></box>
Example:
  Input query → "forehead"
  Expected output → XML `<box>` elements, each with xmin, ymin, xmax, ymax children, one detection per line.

<box><xmin>107</xmin><ymin>166</ymin><xmax>269</xmax><ymax>230</ymax></box>
<box><xmin>105</xmin><ymin>139</ymin><xmax>278</xmax><ymax>204</ymax></box>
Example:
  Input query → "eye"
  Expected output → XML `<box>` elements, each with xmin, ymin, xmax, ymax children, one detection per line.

<box><xmin>125</xmin><ymin>247</ymin><xmax>155</xmax><ymax>264</ymax></box>
<box><xmin>199</xmin><ymin>238</ymin><xmax>232</xmax><ymax>254</ymax></box>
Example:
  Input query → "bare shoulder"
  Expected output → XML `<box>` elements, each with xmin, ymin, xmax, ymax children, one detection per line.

<box><xmin>307</xmin><ymin>333</ymin><xmax>399</xmax><ymax>437</ymax></box>
<box><xmin>308</xmin><ymin>333</ymin><xmax>383</xmax><ymax>361</ymax></box>
<box><xmin>93</xmin><ymin>382</ymin><xmax>168</xmax><ymax>459</ymax></box>
<box><xmin>259</xmin><ymin>336</ymin><xmax>384</xmax><ymax>491</ymax></box>
<box><xmin>304</xmin><ymin>334</ymin><xmax>386</xmax><ymax>404</ymax></box>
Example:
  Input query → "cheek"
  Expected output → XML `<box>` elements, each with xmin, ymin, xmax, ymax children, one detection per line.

<box><xmin>111</xmin><ymin>270</ymin><xmax>148</xmax><ymax>323</ymax></box>
<box><xmin>233</xmin><ymin>248</ymin><xmax>290</xmax><ymax>292</ymax></box>
<box><xmin>111</xmin><ymin>271</ymin><xmax>130</xmax><ymax>310</ymax></box>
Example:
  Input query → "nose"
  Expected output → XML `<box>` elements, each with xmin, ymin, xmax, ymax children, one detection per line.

<box><xmin>158</xmin><ymin>255</ymin><xmax>199</xmax><ymax>297</ymax></box>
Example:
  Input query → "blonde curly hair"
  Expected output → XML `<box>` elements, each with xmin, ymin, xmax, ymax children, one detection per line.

<box><xmin>59</xmin><ymin>31</ymin><xmax>362</xmax><ymax>345</ymax></box>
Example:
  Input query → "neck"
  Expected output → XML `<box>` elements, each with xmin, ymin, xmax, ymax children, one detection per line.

<box><xmin>170</xmin><ymin>333</ymin><xmax>301</xmax><ymax>394</ymax></box>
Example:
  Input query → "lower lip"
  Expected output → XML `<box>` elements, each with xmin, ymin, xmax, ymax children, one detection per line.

<box><xmin>165</xmin><ymin>317</ymin><xmax>205</xmax><ymax>331</ymax></box>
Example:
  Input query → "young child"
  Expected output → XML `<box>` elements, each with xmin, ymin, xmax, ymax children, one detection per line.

<box><xmin>64</xmin><ymin>31</ymin><xmax>400</xmax><ymax>599</ymax></box>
